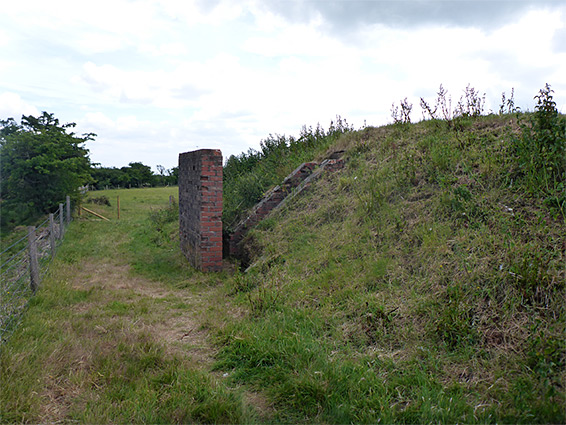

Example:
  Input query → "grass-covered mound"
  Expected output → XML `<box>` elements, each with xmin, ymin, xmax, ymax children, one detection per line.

<box><xmin>218</xmin><ymin>91</ymin><xmax>564</xmax><ymax>422</ymax></box>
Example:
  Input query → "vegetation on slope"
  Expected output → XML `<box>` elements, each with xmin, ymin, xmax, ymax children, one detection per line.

<box><xmin>223</xmin><ymin>116</ymin><xmax>354</xmax><ymax>231</ymax></box>
<box><xmin>217</xmin><ymin>85</ymin><xmax>565</xmax><ymax>422</ymax></box>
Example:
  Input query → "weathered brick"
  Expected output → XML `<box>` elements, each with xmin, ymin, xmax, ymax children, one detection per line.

<box><xmin>179</xmin><ymin>149</ymin><xmax>223</xmax><ymax>272</ymax></box>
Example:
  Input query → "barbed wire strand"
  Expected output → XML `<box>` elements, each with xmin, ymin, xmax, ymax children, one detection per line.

<box><xmin>0</xmin><ymin>233</ymin><xmax>28</xmax><ymax>257</ymax></box>
<box><xmin>0</xmin><ymin>245</ymin><xmax>29</xmax><ymax>272</ymax></box>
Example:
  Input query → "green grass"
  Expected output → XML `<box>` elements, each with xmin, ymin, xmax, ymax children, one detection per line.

<box><xmin>219</xmin><ymin>114</ymin><xmax>565</xmax><ymax>423</ymax></box>
<box><xmin>0</xmin><ymin>186</ymin><xmax>259</xmax><ymax>423</ymax></box>
<box><xmin>1</xmin><ymin>112</ymin><xmax>565</xmax><ymax>423</ymax></box>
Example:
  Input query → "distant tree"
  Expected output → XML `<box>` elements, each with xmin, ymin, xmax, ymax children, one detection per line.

<box><xmin>91</xmin><ymin>166</ymin><xmax>124</xmax><ymax>189</ymax></box>
<box><xmin>121</xmin><ymin>162</ymin><xmax>154</xmax><ymax>187</ymax></box>
<box><xmin>153</xmin><ymin>164</ymin><xmax>167</xmax><ymax>186</ymax></box>
<box><xmin>0</xmin><ymin>112</ymin><xmax>94</xmax><ymax>228</ymax></box>
<box><xmin>167</xmin><ymin>166</ymin><xmax>179</xmax><ymax>186</ymax></box>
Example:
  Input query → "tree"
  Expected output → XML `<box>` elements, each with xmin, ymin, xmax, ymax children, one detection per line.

<box><xmin>91</xmin><ymin>166</ymin><xmax>124</xmax><ymax>189</ymax></box>
<box><xmin>167</xmin><ymin>166</ymin><xmax>179</xmax><ymax>186</ymax></box>
<box><xmin>0</xmin><ymin>112</ymin><xmax>94</xmax><ymax>228</ymax></box>
<box><xmin>120</xmin><ymin>162</ymin><xmax>154</xmax><ymax>187</ymax></box>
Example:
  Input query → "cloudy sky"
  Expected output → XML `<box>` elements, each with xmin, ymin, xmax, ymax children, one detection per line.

<box><xmin>1</xmin><ymin>0</ymin><xmax>565</xmax><ymax>171</ymax></box>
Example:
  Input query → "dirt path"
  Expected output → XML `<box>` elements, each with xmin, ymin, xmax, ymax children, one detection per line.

<box><xmin>37</xmin><ymin>257</ymin><xmax>272</xmax><ymax>422</ymax></box>
<box><xmin>71</xmin><ymin>260</ymin><xmax>219</xmax><ymax>366</ymax></box>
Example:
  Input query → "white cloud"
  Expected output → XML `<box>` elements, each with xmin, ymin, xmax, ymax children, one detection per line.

<box><xmin>159</xmin><ymin>0</ymin><xmax>245</xmax><ymax>26</ymax></box>
<box><xmin>78</xmin><ymin>61</ymin><xmax>208</xmax><ymax>108</ymax></box>
<box><xmin>0</xmin><ymin>29</ymin><xmax>11</xmax><ymax>47</ymax></box>
<box><xmin>1</xmin><ymin>0</ymin><xmax>564</xmax><ymax>171</ymax></box>
<box><xmin>0</xmin><ymin>93</ymin><xmax>40</xmax><ymax>119</ymax></box>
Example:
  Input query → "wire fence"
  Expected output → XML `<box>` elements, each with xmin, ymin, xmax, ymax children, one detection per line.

<box><xmin>0</xmin><ymin>197</ymin><xmax>72</xmax><ymax>345</ymax></box>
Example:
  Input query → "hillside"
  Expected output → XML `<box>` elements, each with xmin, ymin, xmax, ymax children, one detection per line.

<box><xmin>1</xmin><ymin>105</ymin><xmax>565</xmax><ymax>422</ymax></box>
<box><xmin>221</xmin><ymin>112</ymin><xmax>565</xmax><ymax>423</ymax></box>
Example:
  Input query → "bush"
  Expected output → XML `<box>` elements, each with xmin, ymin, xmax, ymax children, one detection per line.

<box><xmin>87</xmin><ymin>196</ymin><xmax>111</xmax><ymax>206</ymax></box>
<box><xmin>0</xmin><ymin>112</ymin><xmax>94</xmax><ymax>229</ymax></box>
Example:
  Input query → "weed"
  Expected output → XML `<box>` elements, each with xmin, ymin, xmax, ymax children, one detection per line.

<box><xmin>499</xmin><ymin>88</ymin><xmax>518</xmax><ymax>115</ymax></box>
<box><xmin>455</xmin><ymin>84</ymin><xmax>486</xmax><ymax>118</ymax></box>
<box><xmin>231</xmin><ymin>268</ymin><xmax>258</xmax><ymax>294</ymax></box>
<box><xmin>420</xmin><ymin>84</ymin><xmax>453</xmax><ymax>124</ymax></box>
<box><xmin>420</xmin><ymin>84</ymin><xmax>487</xmax><ymax>130</ymax></box>
<box><xmin>246</xmin><ymin>286</ymin><xmax>280</xmax><ymax>317</ymax></box>
<box><xmin>391</xmin><ymin>97</ymin><xmax>413</xmax><ymax>124</ymax></box>
<box><xmin>513</xmin><ymin>84</ymin><xmax>566</xmax><ymax>217</ymax></box>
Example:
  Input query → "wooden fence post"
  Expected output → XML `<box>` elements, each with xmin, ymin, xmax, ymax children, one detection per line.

<box><xmin>66</xmin><ymin>195</ymin><xmax>71</xmax><ymax>224</ymax></box>
<box><xmin>49</xmin><ymin>213</ymin><xmax>56</xmax><ymax>259</ymax></box>
<box><xmin>59</xmin><ymin>203</ymin><xmax>64</xmax><ymax>239</ymax></box>
<box><xmin>27</xmin><ymin>226</ymin><xmax>40</xmax><ymax>293</ymax></box>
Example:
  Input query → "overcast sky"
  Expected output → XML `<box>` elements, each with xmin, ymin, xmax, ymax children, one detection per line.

<box><xmin>1</xmin><ymin>0</ymin><xmax>565</xmax><ymax>171</ymax></box>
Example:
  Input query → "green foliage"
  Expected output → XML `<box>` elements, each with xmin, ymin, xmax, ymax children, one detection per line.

<box><xmin>0</xmin><ymin>112</ymin><xmax>94</xmax><ymax>229</ymax></box>
<box><xmin>90</xmin><ymin>164</ymin><xmax>178</xmax><ymax>189</ymax></box>
<box><xmin>223</xmin><ymin>116</ymin><xmax>353</xmax><ymax>231</ymax></box>
<box><xmin>513</xmin><ymin>84</ymin><xmax>566</xmax><ymax>216</ymax></box>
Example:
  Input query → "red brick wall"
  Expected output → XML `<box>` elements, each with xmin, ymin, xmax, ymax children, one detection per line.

<box><xmin>179</xmin><ymin>149</ymin><xmax>223</xmax><ymax>272</ymax></box>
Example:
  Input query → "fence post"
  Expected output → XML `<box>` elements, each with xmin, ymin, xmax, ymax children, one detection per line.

<box><xmin>59</xmin><ymin>203</ymin><xmax>64</xmax><ymax>239</ymax></box>
<box><xmin>169</xmin><ymin>195</ymin><xmax>173</xmax><ymax>208</ymax></box>
<box><xmin>49</xmin><ymin>213</ymin><xmax>56</xmax><ymax>258</ymax></box>
<box><xmin>27</xmin><ymin>226</ymin><xmax>40</xmax><ymax>293</ymax></box>
<box><xmin>66</xmin><ymin>195</ymin><xmax>71</xmax><ymax>224</ymax></box>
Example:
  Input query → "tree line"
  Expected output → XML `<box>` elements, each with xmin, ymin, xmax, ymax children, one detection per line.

<box><xmin>91</xmin><ymin>163</ymin><xmax>178</xmax><ymax>191</ymax></box>
<box><xmin>0</xmin><ymin>112</ymin><xmax>178</xmax><ymax>230</ymax></box>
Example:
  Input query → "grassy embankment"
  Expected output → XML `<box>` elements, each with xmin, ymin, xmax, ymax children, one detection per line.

<box><xmin>1</xmin><ymin>107</ymin><xmax>565</xmax><ymax>423</ymax></box>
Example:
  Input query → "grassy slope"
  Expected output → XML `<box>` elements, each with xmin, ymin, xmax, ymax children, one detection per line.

<box><xmin>1</xmin><ymin>116</ymin><xmax>564</xmax><ymax>423</ymax></box>
<box><xmin>218</xmin><ymin>115</ymin><xmax>565</xmax><ymax>423</ymax></box>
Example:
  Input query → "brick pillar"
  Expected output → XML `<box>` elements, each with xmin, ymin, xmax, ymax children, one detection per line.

<box><xmin>179</xmin><ymin>149</ymin><xmax>223</xmax><ymax>272</ymax></box>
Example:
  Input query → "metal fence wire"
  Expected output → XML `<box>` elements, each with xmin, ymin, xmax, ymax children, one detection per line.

<box><xmin>0</xmin><ymin>198</ymin><xmax>72</xmax><ymax>345</ymax></box>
